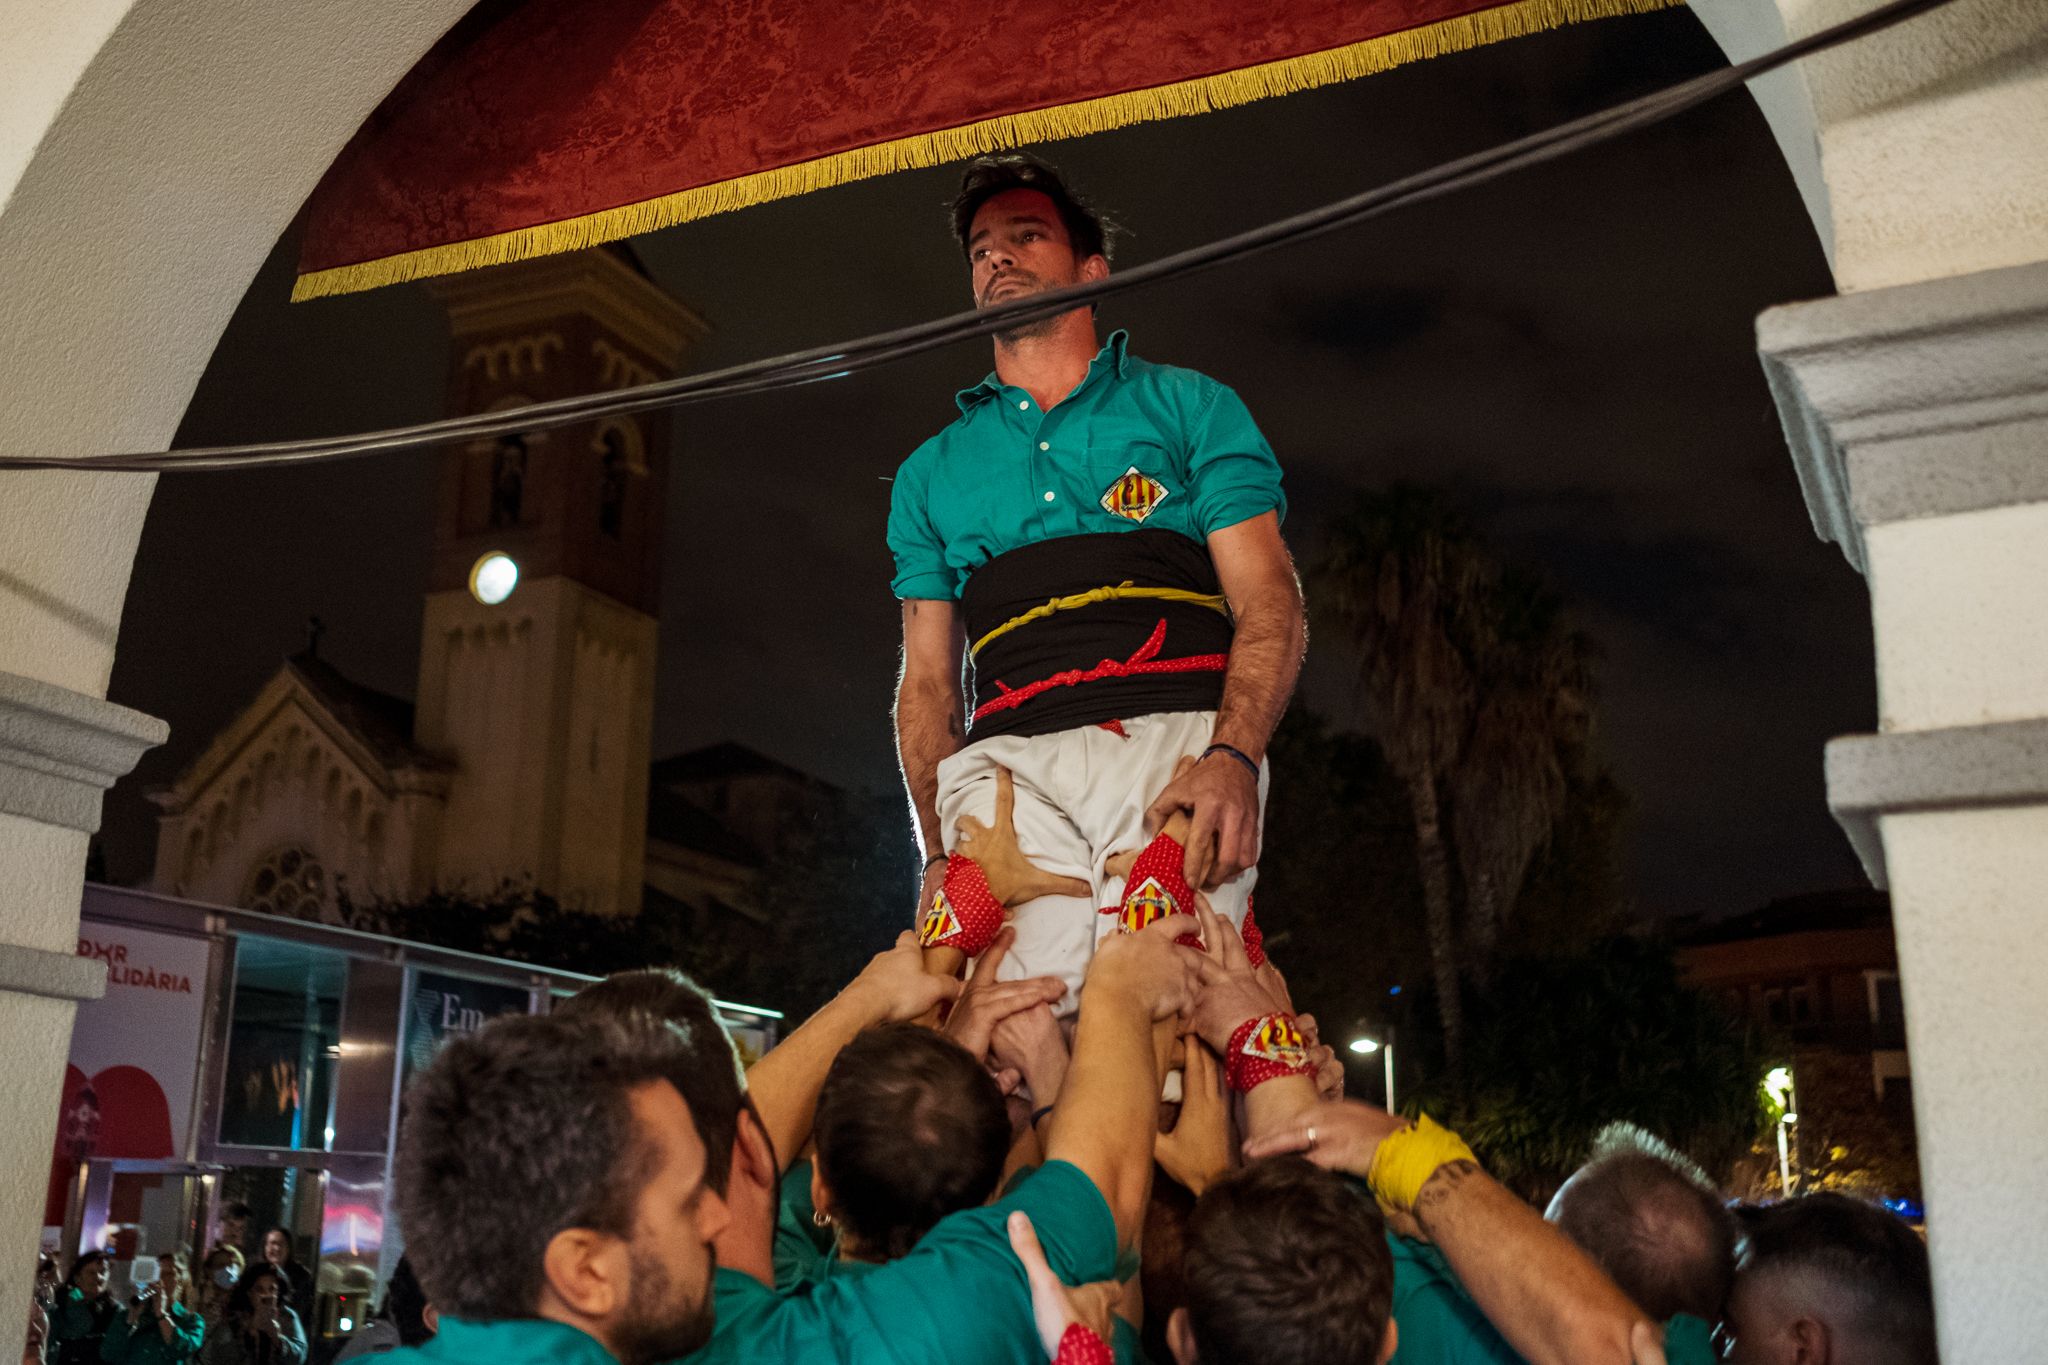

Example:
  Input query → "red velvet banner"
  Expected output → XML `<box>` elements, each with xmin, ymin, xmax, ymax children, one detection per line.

<box><xmin>295</xmin><ymin>0</ymin><xmax>1674</xmax><ymax>299</ymax></box>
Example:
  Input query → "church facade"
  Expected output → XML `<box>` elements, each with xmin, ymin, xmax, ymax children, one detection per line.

<box><xmin>144</xmin><ymin>248</ymin><xmax>804</xmax><ymax>922</ymax></box>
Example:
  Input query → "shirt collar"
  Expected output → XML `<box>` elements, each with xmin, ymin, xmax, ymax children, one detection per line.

<box><xmin>955</xmin><ymin>330</ymin><xmax>1131</xmax><ymax>413</ymax></box>
<box><xmin>426</xmin><ymin>1318</ymin><xmax>620</xmax><ymax>1365</ymax></box>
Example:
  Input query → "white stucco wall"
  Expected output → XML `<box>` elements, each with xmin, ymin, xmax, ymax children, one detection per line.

<box><xmin>0</xmin><ymin>0</ymin><xmax>477</xmax><ymax>1334</ymax></box>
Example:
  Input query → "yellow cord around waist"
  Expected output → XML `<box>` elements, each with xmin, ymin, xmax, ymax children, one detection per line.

<box><xmin>969</xmin><ymin>581</ymin><xmax>1230</xmax><ymax>658</ymax></box>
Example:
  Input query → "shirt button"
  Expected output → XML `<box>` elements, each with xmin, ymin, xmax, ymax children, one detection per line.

<box><xmin>1039</xmin><ymin>441</ymin><xmax>1050</xmax><ymax>451</ymax></box>
<box><xmin>1018</xmin><ymin>400</ymin><xmax>1029</xmax><ymax>410</ymax></box>
<box><xmin>1043</xmin><ymin>491</ymin><xmax>1056</xmax><ymax>502</ymax></box>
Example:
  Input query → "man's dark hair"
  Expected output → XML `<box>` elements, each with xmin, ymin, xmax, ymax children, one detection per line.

<box><xmin>950</xmin><ymin>152</ymin><xmax>1114</xmax><ymax>263</ymax></box>
<box><xmin>1183</xmin><ymin>1158</ymin><xmax>1395</xmax><ymax>1365</ymax></box>
<box><xmin>223</xmin><ymin>1203</ymin><xmax>253</xmax><ymax>1222</ymax></box>
<box><xmin>1738</xmin><ymin>1193</ymin><xmax>1936</xmax><ymax>1364</ymax></box>
<box><xmin>555</xmin><ymin>967</ymin><xmax>749</xmax><ymax>1194</ymax></box>
<box><xmin>1551</xmin><ymin>1123</ymin><xmax>1736</xmax><ymax>1322</ymax></box>
<box><xmin>377</xmin><ymin>1256</ymin><xmax>434</xmax><ymax>1347</ymax></box>
<box><xmin>394</xmin><ymin>1011</ymin><xmax>688</xmax><ymax>1320</ymax></box>
<box><xmin>811</xmin><ymin>1023</ymin><xmax>1008</xmax><ymax>1261</ymax></box>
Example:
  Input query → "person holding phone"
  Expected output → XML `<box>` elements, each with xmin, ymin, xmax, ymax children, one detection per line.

<box><xmin>198</xmin><ymin>1267</ymin><xmax>306</xmax><ymax>1365</ymax></box>
<box><xmin>100</xmin><ymin>1253</ymin><xmax>202</xmax><ymax>1365</ymax></box>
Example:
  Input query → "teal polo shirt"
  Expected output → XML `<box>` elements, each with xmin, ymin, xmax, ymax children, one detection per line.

<box><xmin>774</xmin><ymin>1159</ymin><xmax>844</xmax><ymax>1293</ymax></box>
<box><xmin>690</xmin><ymin>1158</ymin><xmax>1119</xmax><ymax>1365</ymax></box>
<box><xmin>1387</xmin><ymin>1234</ymin><xmax>1716</xmax><ymax>1365</ymax></box>
<box><xmin>376</xmin><ymin>1318</ymin><xmax>612</xmax><ymax>1365</ymax></box>
<box><xmin>887</xmin><ymin>332</ymin><xmax>1285</xmax><ymax>601</ymax></box>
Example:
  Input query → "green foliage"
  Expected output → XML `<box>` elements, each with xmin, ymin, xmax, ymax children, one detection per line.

<box><xmin>1406</xmin><ymin>937</ymin><xmax>1773</xmax><ymax>1202</ymax></box>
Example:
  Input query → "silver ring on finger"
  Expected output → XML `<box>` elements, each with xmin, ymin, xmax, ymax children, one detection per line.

<box><xmin>1306</xmin><ymin>1124</ymin><xmax>1318</xmax><ymax>1152</ymax></box>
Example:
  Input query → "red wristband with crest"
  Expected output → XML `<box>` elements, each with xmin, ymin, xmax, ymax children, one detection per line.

<box><xmin>918</xmin><ymin>854</ymin><xmax>1005</xmax><ymax>957</ymax></box>
<box><xmin>1224</xmin><ymin>1012</ymin><xmax>1313</xmax><ymax>1093</ymax></box>
<box><xmin>1100</xmin><ymin>832</ymin><xmax>1204</xmax><ymax>947</ymax></box>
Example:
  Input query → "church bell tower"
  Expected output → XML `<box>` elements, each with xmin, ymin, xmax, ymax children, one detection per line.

<box><xmin>417</xmin><ymin>248</ymin><xmax>705</xmax><ymax>915</ymax></box>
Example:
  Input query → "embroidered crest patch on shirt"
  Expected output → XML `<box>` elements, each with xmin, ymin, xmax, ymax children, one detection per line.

<box><xmin>1099</xmin><ymin>467</ymin><xmax>1171</xmax><ymax>524</ymax></box>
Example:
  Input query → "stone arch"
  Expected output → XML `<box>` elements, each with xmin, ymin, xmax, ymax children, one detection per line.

<box><xmin>0</xmin><ymin>4</ymin><xmax>2042</xmax><ymax>1358</ymax></box>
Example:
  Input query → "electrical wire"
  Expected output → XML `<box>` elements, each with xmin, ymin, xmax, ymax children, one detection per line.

<box><xmin>0</xmin><ymin>0</ymin><xmax>1953</xmax><ymax>474</ymax></box>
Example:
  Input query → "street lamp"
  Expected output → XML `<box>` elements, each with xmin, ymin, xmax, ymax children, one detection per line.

<box><xmin>1764</xmin><ymin>1064</ymin><xmax>1799</xmax><ymax>1195</ymax></box>
<box><xmin>1349</xmin><ymin>1032</ymin><xmax>1396</xmax><ymax>1114</ymax></box>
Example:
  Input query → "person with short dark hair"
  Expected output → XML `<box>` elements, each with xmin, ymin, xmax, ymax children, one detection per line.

<box><xmin>571</xmin><ymin>916</ymin><xmax>1197</xmax><ymax>1365</ymax></box>
<box><xmin>895</xmin><ymin>150</ymin><xmax>1304</xmax><ymax>1020</ymax></box>
<box><xmin>1547</xmin><ymin>1122</ymin><xmax>1736</xmax><ymax>1332</ymax></box>
<box><xmin>49</xmin><ymin>1252</ymin><xmax>119</xmax><ymax>1365</ymax></box>
<box><xmin>1193</xmin><ymin>901</ymin><xmax>1698</xmax><ymax>1365</ymax></box>
<box><xmin>1171</xmin><ymin>1158</ymin><xmax>1398</xmax><ymax>1365</ymax></box>
<box><xmin>807</xmin><ymin>1022</ymin><xmax>1011</xmax><ymax>1265</ymax></box>
<box><xmin>100</xmin><ymin>1254</ymin><xmax>201</xmax><ymax>1365</ymax></box>
<box><xmin>215</xmin><ymin>1208</ymin><xmax>253</xmax><ymax>1262</ymax></box>
<box><xmin>199</xmin><ymin>1264</ymin><xmax>306</xmax><ymax>1365</ymax></box>
<box><xmin>373</xmin><ymin>1010</ymin><xmax>731</xmax><ymax>1365</ymax></box>
<box><xmin>1720</xmin><ymin>1193</ymin><xmax>1936</xmax><ymax>1365</ymax></box>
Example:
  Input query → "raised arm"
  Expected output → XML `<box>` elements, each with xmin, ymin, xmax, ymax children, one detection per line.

<box><xmin>1244</xmin><ymin>1102</ymin><xmax>1663</xmax><ymax>1365</ymax></box>
<box><xmin>1042</xmin><ymin>916</ymin><xmax>1203</xmax><ymax>1251</ymax></box>
<box><xmin>744</xmin><ymin>932</ymin><xmax>961</xmax><ymax>1163</ymax></box>
<box><xmin>1145</xmin><ymin>511</ymin><xmax>1304</xmax><ymax>887</ymax></box>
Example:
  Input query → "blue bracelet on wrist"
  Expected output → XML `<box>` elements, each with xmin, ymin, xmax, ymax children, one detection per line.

<box><xmin>1200</xmin><ymin>743</ymin><xmax>1261</xmax><ymax>782</ymax></box>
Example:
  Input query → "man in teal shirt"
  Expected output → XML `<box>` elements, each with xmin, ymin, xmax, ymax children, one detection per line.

<box><xmin>556</xmin><ymin>913</ymin><xmax>1199</xmax><ymax>1365</ymax></box>
<box><xmin>371</xmin><ymin>1011</ymin><xmax>732</xmax><ymax>1365</ymax></box>
<box><xmin>892</xmin><ymin>152</ymin><xmax>1306</xmax><ymax>1014</ymax></box>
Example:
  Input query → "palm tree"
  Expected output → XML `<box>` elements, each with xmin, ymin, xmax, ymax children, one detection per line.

<box><xmin>1449</xmin><ymin>569</ymin><xmax>1597</xmax><ymax>972</ymax></box>
<box><xmin>1314</xmin><ymin>486</ymin><xmax>1485</xmax><ymax>1062</ymax></box>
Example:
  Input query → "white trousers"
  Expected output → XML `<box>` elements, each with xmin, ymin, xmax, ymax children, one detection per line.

<box><xmin>935</xmin><ymin>710</ymin><xmax>1267</xmax><ymax>1015</ymax></box>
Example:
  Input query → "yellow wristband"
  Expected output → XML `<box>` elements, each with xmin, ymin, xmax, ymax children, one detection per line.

<box><xmin>1366</xmin><ymin>1113</ymin><xmax>1478</xmax><ymax>1213</ymax></box>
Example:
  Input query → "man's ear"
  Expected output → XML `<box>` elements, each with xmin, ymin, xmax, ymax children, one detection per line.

<box><xmin>1165</xmin><ymin>1306</ymin><xmax>1199</xmax><ymax>1365</ymax></box>
<box><xmin>1376</xmin><ymin>1315</ymin><xmax>1398</xmax><ymax>1365</ymax></box>
<box><xmin>1789</xmin><ymin>1316</ymin><xmax>1830</xmax><ymax>1365</ymax></box>
<box><xmin>1080</xmin><ymin>254</ymin><xmax>1110</xmax><ymax>285</ymax></box>
<box><xmin>539</xmin><ymin>1227</ymin><xmax>626</xmax><ymax>1322</ymax></box>
<box><xmin>735</xmin><ymin>1107</ymin><xmax>777</xmax><ymax>1192</ymax></box>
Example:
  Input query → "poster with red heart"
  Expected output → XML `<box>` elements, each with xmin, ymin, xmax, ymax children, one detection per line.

<box><xmin>45</xmin><ymin>924</ymin><xmax>212</xmax><ymax>1227</ymax></box>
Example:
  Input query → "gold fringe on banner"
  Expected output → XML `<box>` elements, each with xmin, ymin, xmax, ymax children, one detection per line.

<box><xmin>293</xmin><ymin>0</ymin><xmax>1683</xmax><ymax>302</ymax></box>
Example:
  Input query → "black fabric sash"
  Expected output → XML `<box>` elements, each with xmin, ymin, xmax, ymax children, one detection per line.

<box><xmin>961</xmin><ymin>529</ymin><xmax>1232</xmax><ymax>740</ymax></box>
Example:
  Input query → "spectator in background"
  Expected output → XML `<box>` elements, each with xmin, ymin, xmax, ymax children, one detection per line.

<box><xmin>49</xmin><ymin>1252</ymin><xmax>119</xmax><ymax>1365</ymax></box>
<box><xmin>26</xmin><ymin>1252</ymin><xmax>61</xmax><ymax>1365</ymax></box>
<box><xmin>194</xmin><ymin>1250</ymin><xmax>242</xmax><ymax>1330</ymax></box>
<box><xmin>216</xmin><ymin>1209</ymin><xmax>253</xmax><ymax>1265</ymax></box>
<box><xmin>331</xmin><ymin>1259</ymin><xmax>434</xmax><ymax>1362</ymax></box>
<box><xmin>256</xmin><ymin>1233</ymin><xmax>312</xmax><ymax>1336</ymax></box>
<box><xmin>100</xmin><ymin>1254</ymin><xmax>202</xmax><ymax>1365</ymax></box>
<box><xmin>1720</xmin><ymin>1193</ymin><xmax>1937</xmax><ymax>1365</ymax></box>
<box><xmin>1547</xmin><ymin>1122</ymin><xmax>1735</xmax><ymax>1342</ymax></box>
<box><xmin>200</xmin><ymin>1266</ymin><xmax>307</xmax><ymax>1365</ymax></box>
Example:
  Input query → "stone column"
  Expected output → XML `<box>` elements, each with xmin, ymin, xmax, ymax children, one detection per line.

<box><xmin>1762</xmin><ymin>257</ymin><xmax>2048</xmax><ymax>1362</ymax></box>
<box><xmin>0</xmin><ymin>671</ymin><xmax>163</xmax><ymax>1316</ymax></box>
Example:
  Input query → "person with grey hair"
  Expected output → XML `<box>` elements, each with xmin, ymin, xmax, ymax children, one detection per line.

<box><xmin>1719</xmin><ymin>1192</ymin><xmax>1936</xmax><ymax>1365</ymax></box>
<box><xmin>1546</xmin><ymin>1123</ymin><xmax>1736</xmax><ymax>1329</ymax></box>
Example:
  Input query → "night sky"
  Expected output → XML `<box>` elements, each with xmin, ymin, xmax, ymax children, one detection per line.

<box><xmin>100</xmin><ymin>6</ymin><xmax>1877</xmax><ymax>918</ymax></box>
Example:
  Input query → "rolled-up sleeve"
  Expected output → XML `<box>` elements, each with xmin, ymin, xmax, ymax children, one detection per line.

<box><xmin>1184</xmin><ymin>377</ymin><xmax>1286</xmax><ymax>536</ymax></box>
<box><xmin>887</xmin><ymin>446</ymin><xmax>959</xmax><ymax>600</ymax></box>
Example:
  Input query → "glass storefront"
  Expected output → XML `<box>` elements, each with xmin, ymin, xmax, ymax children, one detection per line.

<box><xmin>49</xmin><ymin>885</ymin><xmax>781</xmax><ymax>1360</ymax></box>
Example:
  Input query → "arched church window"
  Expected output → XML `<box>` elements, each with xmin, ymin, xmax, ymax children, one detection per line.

<box><xmin>490</xmin><ymin>434</ymin><xmax>528</xmax><ymax>528</ymax></box>
<box><xmin>242</xmin><ymin>845</ymin><xmax>330</xmax><ymax>919</ymax></box>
